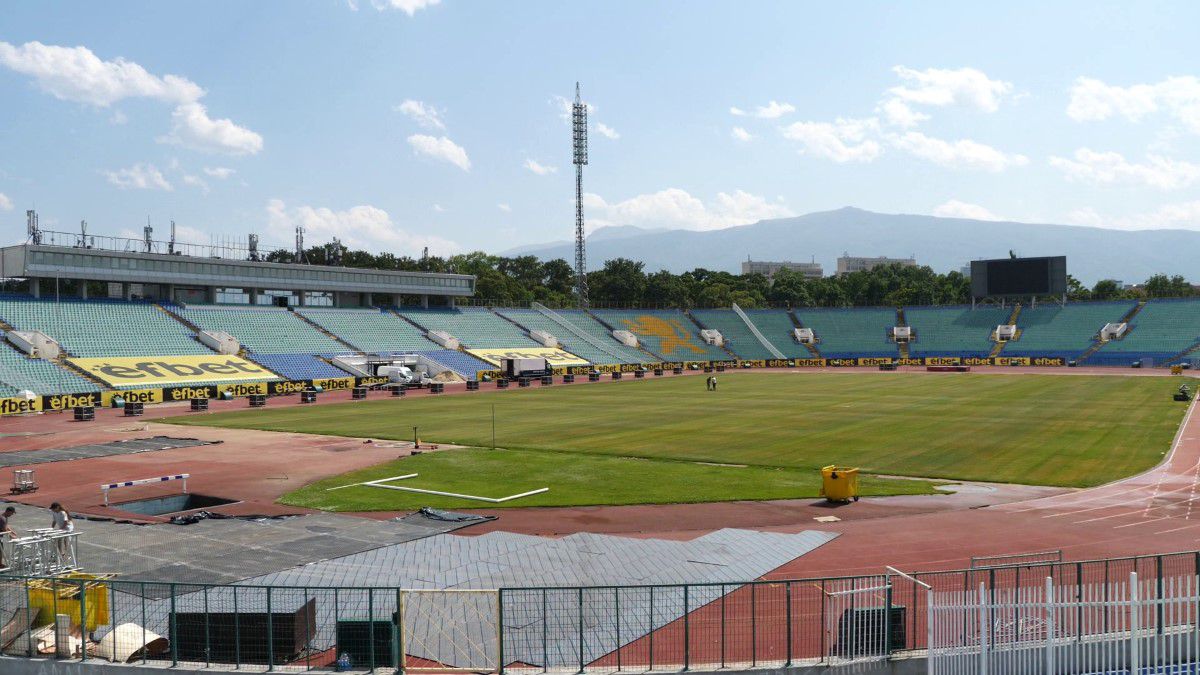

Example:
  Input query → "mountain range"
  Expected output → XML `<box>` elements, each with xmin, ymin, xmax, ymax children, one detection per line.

<box><xmin>502</xmin><ymin>207</ymin><xmax>1199</xmax><ymax>285</ymax></box>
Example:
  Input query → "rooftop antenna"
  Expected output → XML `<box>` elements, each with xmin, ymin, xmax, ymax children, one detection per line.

<box><xmin>77</xmin><ymin>220</ymin><xmax>88</xmax><ymax>248</ymax></box>
<box><xmin>168</xmin><ymin>220</ymin><xmax>177</xmax><ymax>256</ymax></box>
<box><xmin>248</xmin><ymin>234</ymin><xmax>260</xmax><ymax>262</ymax></box>
<box><xmin>26</xmin><ymin>210</ymin><xmax>40</xmax><ymax>245</ymax></box>
<box><xmin>143</xmin><ymin>218</ymin><xmax>153</xmax><ymax>253</ymax></box>
<box><xmin>330</xmin><ymin>237</ymin><xmax>343</xmax><ymax>266</ymax></box>
<box><xmin>572</xmin><ymin>81</ymin><xmax>589</xmax><ymax>308</ymax></box>
<box><xmin>421</xmin><ymin>246</ymin><xmax>429</xmax><ymax>261</ymax></box>
<box><xmin>295</xmin><ymin>225</ymin><xmax>305</xmax><ymax>263</ymax></box>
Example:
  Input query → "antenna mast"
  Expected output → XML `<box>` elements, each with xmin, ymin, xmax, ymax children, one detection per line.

<box><xmin>143</xmin><ymin>218</ymin><xmax>153</xmax><ymax>254</ymax></box>
<box><xmin>572</xmin><ymin>82</ymin><xmax>590</xmax><ymax>308</ymax></box>
<box><xmin>169</xmin><ymin>220</ymin><xmax>177</xmax><ymax>255</ymax></box>
<box><xmin>26</xmin><ymin>210</ymin><xmax>40</xmax><ymax>245</ymax></box>
<box><xmin>295</xmin><ymin>225</ymin><xmax>305</xmax><ymax>263</ymax></box>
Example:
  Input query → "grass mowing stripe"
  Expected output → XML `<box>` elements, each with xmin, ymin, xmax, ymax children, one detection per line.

<box><xmin>166</xmin><ymin>372</ymin><xmax>1186</xmax><ymax>489</ymax></box>
<box><xmin>281</xmin><ymin>448</ymin><xmax>939</xmax><ymax>511</ymax></box>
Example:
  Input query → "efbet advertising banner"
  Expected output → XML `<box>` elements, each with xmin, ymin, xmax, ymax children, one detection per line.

<box><xmin>69</xmin><ymin>355</ymin><xmax>277</xmax><ymax>388</ymax></box>
<box><xmin>466</xmin><ymin>347</ymin><xmax>590</xmax><ymax>368</ymax></box>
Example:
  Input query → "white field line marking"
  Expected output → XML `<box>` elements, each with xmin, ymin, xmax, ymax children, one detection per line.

<box><xmin>1073</xmin><ymin>487</ymin><xmax>1200</xmax><ymax>523</ymax></box>
<box><xmin>1017</xmin><ymin>393</ymin><xmax>1200</xmax><ymax>514</ymax></box>
<box><xmin>1155</xmin><ymin>523</ymin><xmax>1200</xmax><ymax>535</ymax></box>
<box><xmin>1112</xmin><ymin>516</ymin><xmax>1172</xmax><ymax>529</ymax></box>
<box><xmin>365</xmin><ymin>482</ymin><xmax>550</xmax><ymax>503</ymax></box>
<box><xmin>1143</xmin><ymin>396</ymin><xmax>1200</xmax><ymax>516</ymax></box>
<box><xmin>333</xmin><ymin>473</ymin><xmax>550</xmax><ymax>503</ymax></box>
<box><xmin>327</xmin><ymin>473</ymin><xmax>418</xmax><ymax>491</ymax></box>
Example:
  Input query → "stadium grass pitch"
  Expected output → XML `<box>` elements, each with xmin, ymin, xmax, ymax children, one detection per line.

<box><xmin>167</xmin><ymin>372</ymin><xmax>1187</xmax><ymax>510</ymax></box>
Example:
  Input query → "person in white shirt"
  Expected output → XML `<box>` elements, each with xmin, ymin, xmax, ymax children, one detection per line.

<box><xmin>49</xmin><ymin>502</ymin><xmax>73</xmax><ymax>563</ymax></box>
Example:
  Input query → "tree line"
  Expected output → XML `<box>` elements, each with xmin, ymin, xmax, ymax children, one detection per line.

<box><xmin>272</xmin><ymin>245</ymin><xmax>1198</xmax><ymax>308</ymax></box>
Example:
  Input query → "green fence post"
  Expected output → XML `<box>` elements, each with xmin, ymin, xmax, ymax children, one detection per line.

<box><xmin>141</xmin><ymin>583</ymin><xmax>147</xmax><ymax>665</ymax></box>
<box><xmin>577</xmin><ymin>587</ymin><xmax>584</xmax><ymax>674</ymax></box>
<box><xmin>750</xmin><ymin>583</ymin><xmax>757</xmax><ymax>667</ymax></box>
<box><xmin>78</xmin><ymin>579</ymin><xmax>86</xmax><ymax>663</ymax></box>
<box><xmin>1157</xmin><ymin>555</ymin><xmax>1165</xmax><ymax>634</ymax></box>
<box><xmin>24</xmin><ymin>579</ymin><xmax>33</xmax><ymax>657</ymax></box>
<box><xmin>170</xmin><ymin>583</ymin><xmax>178</xmax><ymax>668</ymax></box>
<box><xmin>542</xmin><ymin>589</ymin><xmax>548</xmax><ymax>673</ymax></box>
<box><xmin>785</xmin><ymin>581</ymin><xmax>792</xmax><ymax>667</ymax></box>
<box><xmin>233</xmin><ymin>585</ymin><xmax>241</xmax><ymax>669</ymax></box>
<box><xmin>306</xmin><ymin>588</ymin><xmax>313</xmax><ymax>672</ymax></box>
<box><xmin>266</xmin><ymin>586</ymin><xmax>274</xmax><ymax>671</ymax></box>
<box><xmin>51</xmin><ymin>578</ymin><xmax>59</xmax><ymax>659</ymax></box>
<box><xmin>683</xmin><ymin>585</ymin><xmax>690</xmax><ymax>672</ymax></box>
<box><xmin>498</xmin><ymin>589</ymin><xmax>506</xmax><ymax>675</ymax></box>
<box><xmin>204</xmin><ymin>585</ymin><xmax>211</xmax><ymax>667</ymax></box>
<box><xmin>648</xmin><ymin>587</ymin><xmax>654</xmax><ymax>671</ymax></box>
<box><xmin>614</xmin><ymin>587</ymin><xmax>621</xmax><ymax>672</ymax></box>
<box><xmin>369</xmin><ymin>589</ymin><xmax>376</xmax><ymax>673</ymax></box>
<box><xmin>719</xmin><ymin>585</ymin><xmax>726</xmax><ymax>669</ymax></box>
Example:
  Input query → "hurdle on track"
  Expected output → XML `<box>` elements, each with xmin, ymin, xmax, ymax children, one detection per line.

<box><xmin>100</xmin><ymin>473</ymin><xmax>189</xmax><ymax>506</ymax></box>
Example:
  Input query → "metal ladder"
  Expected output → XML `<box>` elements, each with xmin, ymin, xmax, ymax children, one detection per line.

<box><xmin>731</xmin><ymin>303</ymin><xmax>785</xmax><ymax>359</ymax></box>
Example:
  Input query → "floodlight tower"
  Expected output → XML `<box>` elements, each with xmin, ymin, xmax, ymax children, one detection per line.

<box><xmin>572</xmin><ymin>82</ymin><xmax>589</xmax><ymax>308</ymax></box>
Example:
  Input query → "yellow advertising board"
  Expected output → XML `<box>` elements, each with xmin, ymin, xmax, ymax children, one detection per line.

<box><xmin>68</xmin><ymin>355</ymin><xmax>276</xmax><ymax>388</ymax></box>
<box><xmin>466</xmin><ymin>347</ymin><xmax>590</xmax><ymax>368</ymax></box>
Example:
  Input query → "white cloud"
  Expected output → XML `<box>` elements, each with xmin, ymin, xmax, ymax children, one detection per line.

<box><xmin>1066</xmin><ymin>76</ymin><xmax>1200</xmax><ymax>133</ymax></box>
<box><xmin>369</xmin><ymin>0</ymin><xmax>440</xmax><ymax>15</ymax></box>
<box><xmin>1067</xmin><ymin>202</ymin><xmax>1200</xmax><ymax>231</ymax></box>
<box><xmin>0</xmin><ymin>193</ymin><xmax>12</xmax><ymax>211</ymax></box>
<box><xmin>731</xmin><ymin>126</ymin><xmax>754</xmax><ymax>142</ymax></box>
<box><xmin>595</xmin><ymin>123</ymin><xmax>619</xmax><ymax>139</ymax></box>
<box><xmin>877</xmin><ymin>98</ymin><xmax>929</xmax><ymax>128</ymax></box>
<box><xmin>203</xmin><ymin>166</ymin><xmax>235</xmax><ymax>179</ymax></box>
<box><xmin>887</xmin><ymin>66</ymin><xmax>1014</xmax><ymax>113</ymax></box>
<box><xmin>781</xmin><ymin>118</ymin><xmax>882</xmax><ymax>163</ymax></box>
<box><xmin>159</xmin><ymin>102</ymin><xmax>263</xmax><ymax>155</ymax></box>
<box><xmin>102</xmin><ymin>163</ymin><xmax>173</xmax><ymax>191</ymax></box>
<box><xmin>395</xmin><ymin>99</ymin><xmax>445</xmax><ymax>130</ymax></box>
<box><xmin>406</xmin><ymin>134</ymin><xmax>470</xmax><ymax>171</ymax></box>
<box><xmin>1048</xmin><ymin>148</ymin><xmax>1200</xmax><ymax>190</ymax></box>
<box><xmin>729</xmin><ymin>100</ymin><xmax>796</xmax><ymax>119</ymax></box>
<box><xmin>109</xmin><ymin>110</ymin><xmax>128</xmax><ymax>125</ymax></box>
<box><xmin>0</xmin><ymin>41</ymin><xmax>262</xmax><ymax>156</ymax></box>
<box><xmin>523</xmin><ymin>158</ymin><xmax>558</xmax><ymax>175</ymax></box>
<box><xmin>932</xmin><ymin>200</ymin><xmax>1002</xmax><ymax>221</ymax></box>
<box><xmin>891</xmin><ymin>131</ymin><xmax>1028</xmax><ymax>171</ymax></box>
<box><xmin>181</xmin><ymin>174</ymin><xmax>210</xmax><ymax>194</ymax></box>
<box><xmin>497</xmin><ymin>203</ymin><xmax>512</xmax><ymax>212</ymax></box>
<box><xmin>266</xmin><ymin>198</ymin><xmax>460</xmax><ymax>256</ymax></box>
<box><xmin>583</xmin><ymin>188</ymin><xmax>794</xmax><ymax>232</ymax></box>
<box><xmin>432</xmin><ymin>204</ymin><xmax>445</xmax><ymax>213</ymax></box>
<box><xmin>0</xmin><ymin>40</ymin><xmax>203</xmax><ymax>106</ymax></box>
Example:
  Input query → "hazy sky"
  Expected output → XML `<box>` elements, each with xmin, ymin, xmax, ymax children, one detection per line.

<box><xmin>2</xmin><ymin>1</ymin><xmax>1199</xmax><ymax>258</ymax></box>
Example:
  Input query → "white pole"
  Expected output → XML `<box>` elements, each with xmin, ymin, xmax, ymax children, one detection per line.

<box><xmin>979</xmin><ymin>582</ymin><xmax>989</xmax><ymax>675</ymax></box>
<box><xmin>1045</xmin><ymin>576</ymin><xmax>1055</xmax><ymax>675</ymax></box>
<box><xmin>926</xmin><ymin>588</ymin><xmax>934</xmax><ymax>675</ymax></box>
<box><xmin>1130</xmin><ymin>572</ymin><xmax>1140</xmax><ymax>674</ymax></box>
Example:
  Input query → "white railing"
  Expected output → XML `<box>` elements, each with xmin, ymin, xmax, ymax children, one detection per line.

<box><xmin>531</xmin><ymin>303</ymin><xmax>631</xmax><ymax>363</ymax></box>
<box><xmin>731</xmin><ymin>303</ymin><xmax>785</xmax><ymax>359</ymax></box>
<box><xmin>928</xmin><ymin>572</ymin><xmax>1200</xmax><ymax>675</ymax></box>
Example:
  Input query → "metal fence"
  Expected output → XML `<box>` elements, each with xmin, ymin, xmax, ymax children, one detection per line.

<box><xmin>0</xmin><ymin>550</ymin><xmax>1199</xmax><ymax>672</ymax></box>
<box><xmin>929</xmin><ymin>573</ymin><xmax>1200</xmax><ymax>674</ymax></box>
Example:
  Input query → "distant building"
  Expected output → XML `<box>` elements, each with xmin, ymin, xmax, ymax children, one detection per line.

<box><xmin>741</xmin><ymin>258</ymin><xmax>823</xmax><ymax>280</ymax></box>
<box><xmin>837</xmin><ymin>254</ymin><xmax>917</xmax><ymax>275</ymax></box>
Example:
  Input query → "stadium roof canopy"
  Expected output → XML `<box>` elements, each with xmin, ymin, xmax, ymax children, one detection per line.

<box><xmin>0</xmin><ymin>243</ymin><xmax>474</xmax><ymax>305</ymax></box>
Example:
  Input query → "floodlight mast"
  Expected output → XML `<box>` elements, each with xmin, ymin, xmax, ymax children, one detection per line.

<box><xmin>572</xmin><ymin>82</ymin><xmax>589</xmax><ymax>308</ymax></box>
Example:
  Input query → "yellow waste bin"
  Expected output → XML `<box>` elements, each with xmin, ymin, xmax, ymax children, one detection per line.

<box><xmin>28</xmin><ymin>573</ymin><xmax>112</xmax><ymax>631</ymax></box>
<box><xmin>820</xmin><ymin>465</ymin><xmax>860</xmax><ymax>503</ymax></box>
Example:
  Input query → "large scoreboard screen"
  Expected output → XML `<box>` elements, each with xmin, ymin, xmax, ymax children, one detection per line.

<box><xmin>970</xmin><ymin>256</ymin><xmax>1067</xmax><ymax>298</ymax></box>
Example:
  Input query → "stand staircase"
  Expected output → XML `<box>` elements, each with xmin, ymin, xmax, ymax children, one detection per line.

<box><xmin>989</xmin><ymin>304</ymin><xmax>1022</xmax><ymax>357</ymax></box>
